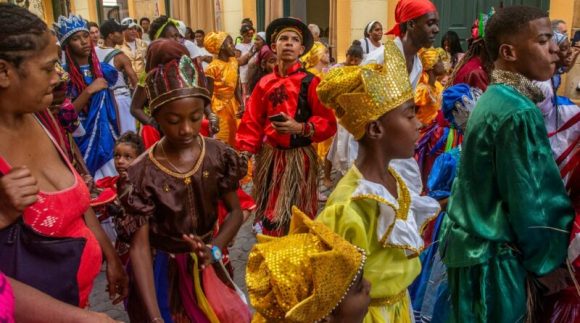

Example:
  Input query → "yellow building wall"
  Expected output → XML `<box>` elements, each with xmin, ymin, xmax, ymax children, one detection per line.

<box><xmin>549</xmin><ymin>0</ymin><xmax>574</xmax><ymax>32</ymax></box>
<box><xmin>72</xmin><ymin>0</ymin><xmax>97</xmax><ymax>22</ymax></box>
<box><xmin>218</xmin><ymin>0</ymin><xmax>243</xmax><ymax>37</ymax></box>
<box><xmin>242</xmin><ymin>0</ymin><xmax>257</xmax><ymax>27</ymax></box>
<box><xmin>335</xmin><ymin>0</ymin><xmax>392</xmax><ymax>62</ymax></box>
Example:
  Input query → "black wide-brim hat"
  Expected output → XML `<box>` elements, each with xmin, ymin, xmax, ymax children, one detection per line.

<box><xmin>266</xmin><ymin>17</ymin><xmax>314</xmax><ymax>56</ymax></box>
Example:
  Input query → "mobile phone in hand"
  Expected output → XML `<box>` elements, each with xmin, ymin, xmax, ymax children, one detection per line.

<box><xmin>268</xmin><ymin>113</ymin><xmax>288</xmax><ymax>122</ymax></box>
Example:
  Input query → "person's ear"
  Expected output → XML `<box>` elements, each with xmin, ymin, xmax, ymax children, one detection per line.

<box><xmin>299</xmin><ymin>44</ymin><xmax>305</xmax><ymax>56</ymax></box>
<box><xmin>0</xmin><ymin>60</ymin><xmax>14</xmax><ymax>89</ymax></box>
<box><xmin>365</xmin><ymin>120</ymin><xmax>383</xmax><ymax>140</ymax></box>
<box><xmin>407</xmin><ymin>20</ymin><xmax>415</xmax><ymax>31</ymax></box>
<box><xmin>271</xmin><ymin>42</ymin><xmax>278</xmax><ymax>54</ymax></box>
<box><xmin>499</xmin><ymin>43</ymin><xmax>517</xmax><ymax>62</ymax></box>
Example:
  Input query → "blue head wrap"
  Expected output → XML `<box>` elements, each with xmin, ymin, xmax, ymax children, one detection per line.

<box><xmin>442</xmin><ymin>83</ymin><xmax>472</xmax><ymax>125</ymax></box>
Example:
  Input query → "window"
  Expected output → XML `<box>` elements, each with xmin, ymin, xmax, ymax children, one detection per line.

<box><xmin>97</xmin><ymin>0</ymin><xmax>129</xmax><ymax>22</ymax></box>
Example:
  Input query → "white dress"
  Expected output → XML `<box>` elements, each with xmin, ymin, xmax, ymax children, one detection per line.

<box><xmin>95</xmin><ymin>46</ymin><xmax>136</xmax><ymax>134</ymax></box>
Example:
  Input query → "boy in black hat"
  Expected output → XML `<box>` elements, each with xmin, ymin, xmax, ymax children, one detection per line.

<box><xmin>236</xmin><ymin>17</ymin><xmax>337</xmax><ymax>237</ymax></box>
<box><xmin>95</xmin><ymin>19</ymin><xmax>138</xmax><ymax>133</ymax></box>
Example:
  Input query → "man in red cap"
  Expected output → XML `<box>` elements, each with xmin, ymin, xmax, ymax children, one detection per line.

<box><xmin>364</xmin><ymin>0</ymin><xmax>439</xmax><ymax>89</ymax></box>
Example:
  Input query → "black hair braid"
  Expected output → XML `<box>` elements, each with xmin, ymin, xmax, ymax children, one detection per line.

<box><xmin>0</xmin><ymin>3</ymin><xmax>48</xmax><ymax>68</ymax></box>
<box><xmin>149</xmin><ymin>15</ymin><xmax>169</xmax><ymax>41</ymax></box>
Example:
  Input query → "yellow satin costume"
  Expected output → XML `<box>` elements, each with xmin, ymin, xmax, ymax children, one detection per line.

<box><xmin>204</xmin><ymin>32</ymin><xmax>240</xmax><ymax>146</ymax></box>
<box><xmin>415</xmin><ymin>48</ymin><xmax>447</xmax><ymax>126</ymax></box>
<box><xmin>316</xmin><ymin>41</ymin><xmax>441</xmax><ymax>322</ymax></box>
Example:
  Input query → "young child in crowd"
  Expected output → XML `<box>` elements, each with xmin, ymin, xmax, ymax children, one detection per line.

<box><xmin>439</xmin><ymin>6</ymin><xmax>574</xmax><ymax>322</ymax></box>
<box><xmin>415</xmin><ymin>47</ymin><xmax>448</xmax><ymax>128</ymax></box>
<box><xmin>336</xmin><ymin>40</ymin><xmax>364</xmax><ymax>68</ymax></box>
<box><xmin>316</xmin><ymin>40</ymin><xmax>441</xmax><ymax>322</ymax></box>
<box><xmin>247</xmin><ymin>207</ymin><xmax>371</xmax><ymax>323</ymax></box>
<box><xmin>205</xmin><ymin>31</ymin><xmax>244</xmax><ymax>147</ymax></box>
<box><xmin>92</xmin><ymin>131</ymin><xmax>144</xmax><ymax>261</ymax></box>
<box><xmin>117</xmin><ymin>44</ymin><xmax>246</xmax><ymax>322</ymax></box>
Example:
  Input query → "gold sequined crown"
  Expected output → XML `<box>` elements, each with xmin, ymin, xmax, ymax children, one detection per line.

<box><xmin>317</xmin><ymin>39</ymin><xmax>413</xmax><ymax>140</ymax></box>
<box><xmin>246</xmin><ymin>207</ymin><xmax>366</xmax><ymax>322</ymax></box>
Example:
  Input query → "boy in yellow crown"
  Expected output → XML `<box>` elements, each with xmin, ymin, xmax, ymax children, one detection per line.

<box><xmin>316</xmin><ymin>40</ymin><xmax>440</xmax><ymax>323</ymax></box>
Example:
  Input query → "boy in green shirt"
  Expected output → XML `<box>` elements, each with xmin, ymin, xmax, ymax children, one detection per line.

<box><xmin>440</xmin><ymin>6</ymin><xmax>574</xmax><ymax>323</ymax></box>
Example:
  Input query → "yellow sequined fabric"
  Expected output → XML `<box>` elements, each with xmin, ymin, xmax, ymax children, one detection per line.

<box><xmin>301</xmin><ymin>41</ymin><xmax>327</xmax><ymax>70</ymax></box>
<box><xmin>204</xmin><ymin>31</ymin><xmax>229</xmax><ymax>55</ymax></box>
<box><xmin>246</xmin><ymin>207</ymin><xmax>365</xmax><ymax>322</ymax></box>
<box><xmin>317</xmin><ymin>39</ymin><xmax>413</xmax><ymax>140</ymax></box>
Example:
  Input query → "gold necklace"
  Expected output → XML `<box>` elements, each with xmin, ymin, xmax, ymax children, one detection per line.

<box><xmin>159</xmin><ymin>140</ymin><xmax>188</xmax><ymax>173</ymax></box>
<box><xmin>151</xmin><ymin>136</ymin><xmax>206</xmax><ymax>185</ymax></box>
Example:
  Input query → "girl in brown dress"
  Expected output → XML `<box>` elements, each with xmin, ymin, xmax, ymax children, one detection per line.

<box><xmin>117</xmin><ymin>39</ymin><xmax>246</xmax><ymax>323</ymax></box>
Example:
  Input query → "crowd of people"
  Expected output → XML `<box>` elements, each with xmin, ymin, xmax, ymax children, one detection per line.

<box><xmin>0</xmin><ymin>0</ymin><xmax>579</xmax><ymax>322</ymax></box>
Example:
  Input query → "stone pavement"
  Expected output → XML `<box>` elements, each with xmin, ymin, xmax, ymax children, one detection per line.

<box><xmin>89</xmin><ymin>171</ymin><xmax>339</xmax><ymax>321</ymax></box>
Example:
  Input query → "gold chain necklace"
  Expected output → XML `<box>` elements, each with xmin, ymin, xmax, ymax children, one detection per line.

<box><xmin>154</xmin><ymin>136</ymin><xmax>205</xmax><ymax>185</ymax></box>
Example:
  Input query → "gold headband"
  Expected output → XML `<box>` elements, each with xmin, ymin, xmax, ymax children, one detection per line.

<box><xmin>272</xmin><ymin>26</ymin><xmax>303</xmax><ymax>44</ymax></box>
<box><xmin>317</xmin><ymin>39</ymin><xmax>413</xmax><ymax>140</ymax></box>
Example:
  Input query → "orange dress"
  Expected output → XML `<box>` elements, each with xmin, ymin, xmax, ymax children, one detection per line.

<box><xmin>415</xmin><ymin>77</ymin><xmax>443</xmax><ymax>127</ymax></box>
<box><xmin>206</xmin><ymin>57</ymin><xmax>240</xmax><ymax>147</ymax></box>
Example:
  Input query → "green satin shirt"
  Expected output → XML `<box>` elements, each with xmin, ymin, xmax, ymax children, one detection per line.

<box><xmin>440</xmin><ymin>82</ymin><xmax>574</xmax><ymax>322</ymax></box>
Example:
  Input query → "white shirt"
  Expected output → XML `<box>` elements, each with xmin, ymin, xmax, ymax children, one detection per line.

<box><xmin>362</xmin><ymin>37</ymin><xmax>422</xmax><ymax>90</ymax></box>
<box><xmin>359</xmin><ymin>37</ymin><xmax>382</xmax><ymax>58</ymax></box>
<box><xmin>184</xmin><ymin>39</ymin><xmax>201</xmax><ymax>59</ymax></box>
<box><xmin>235</xmin><ymin>42</ymin><xmax>253</xmax><ymax>84</ymax></box>
<box><xmin>195</xmin><ymin>44</ymin><xmax>211</xmax><ymax>71</ymax></box>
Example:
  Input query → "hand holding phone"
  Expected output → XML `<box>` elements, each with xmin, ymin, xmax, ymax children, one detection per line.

<box><xmin>268</xmin><ymin>113</ymin><xmax>288</xmax><ymax>123</ymax></box>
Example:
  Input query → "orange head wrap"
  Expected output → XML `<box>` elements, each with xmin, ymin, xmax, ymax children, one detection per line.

<box><xmin>386</xmin><ymin>0</ymin><xmax>437</xmax><ymax>37</ymax></box>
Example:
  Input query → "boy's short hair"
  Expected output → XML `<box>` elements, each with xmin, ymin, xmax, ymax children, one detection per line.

<box><xmin>484</xmin><ymin>5</ymin><xmax>548</xmax><ymax>62</ymax></box>
<box><xmin>195</xmin><ymin>29</ymin><xmax>205</xmax><ymax>36</ymax></box>
<box><xmin>139</xmin><ymin>17</ymin><xmax>150</xmax><ymax>25</ymax></box>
